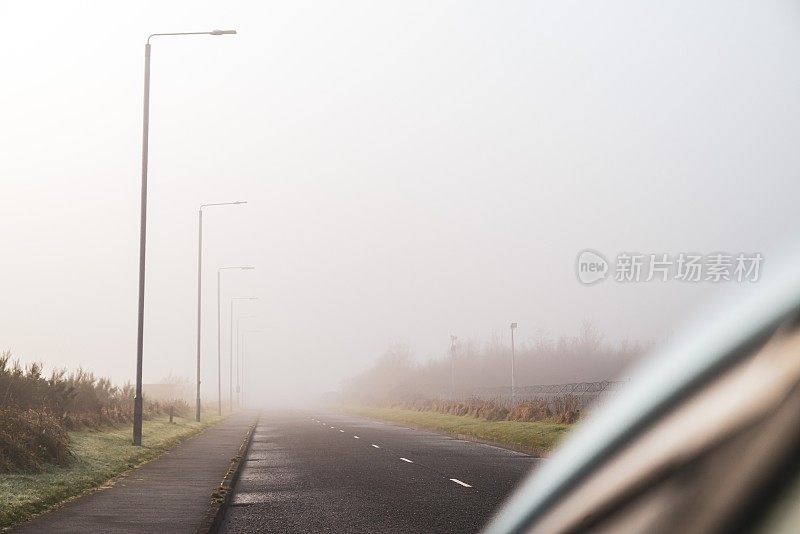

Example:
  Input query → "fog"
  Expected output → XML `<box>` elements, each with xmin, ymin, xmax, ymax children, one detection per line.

<box><xmin>2</xmin><ymin>1</ymin><xmax>800</xmax><ymax>407</ymax></box>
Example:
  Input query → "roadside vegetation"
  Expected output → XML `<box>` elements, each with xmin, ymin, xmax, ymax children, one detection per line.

<box><xmin>0</xmin><ymin>351</ymin><xmax>189</xmax><ymax>472</ymax></box>
<box><xmin>393</xmin><ymin>396</ymin><xmax>583</xmax><ymax>424</ymax></box>
<box><xmin>0</xmin><ymin>413</ymin><xmax>221</xmax><ymax>530</ymax></box>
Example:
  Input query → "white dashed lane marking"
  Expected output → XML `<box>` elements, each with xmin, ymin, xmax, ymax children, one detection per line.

<box><xmin>319</xmin><ymin>418</ymin><xmax>476</xmax><ymax>491</ymax></box>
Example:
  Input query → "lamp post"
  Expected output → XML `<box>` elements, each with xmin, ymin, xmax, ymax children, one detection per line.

<box><xmin>229</xmin><ymin>298</ymin><xmax>257</xmax><ymax>409</ymax></box>
<box><xmin>217</xmin><ymin>267</ymin><xmax>254</xmax><ymax>415</ymax></box>
<box><xmin>133</xmin><ymin>28</ymin><xmax>237</xmax><ymax>446</ymax></box>
<box><xmin>195</xmin><ymin>202</ymin><xmax>246</xmax><ymax>422</ymax></box>
<box><xmin>235</xmin><ymin>315</ymin><xmax>257</xmax><ymax>408</ymax></box>
<box><xmin>240</xmin><ymin>330</ymin><xmax>262</xmax><ymax>408</ymax></box>
<box><xmin>449</xmin><ymin>335</ymin><xmax>457</xmax><ymax>397</ymax></box>
<box><xmin>510</xmin><ymin>322</ymin><xmax>518</xmax><ymax>403</ymax></box>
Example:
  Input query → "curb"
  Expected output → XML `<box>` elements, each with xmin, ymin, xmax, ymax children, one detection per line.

<box><xmin>449</xmin><ymin>430</ymin><xmax>546</xmax><ymax>457</ymax></box>
<box><xmin>388</xmin><ymin>420</ymin><xmax>546</xmax><ymax>457</ymax></box>
<box><xmin>196</xmin><ymin>414</ymin><xmax>260</xmax><ymax>534</ymax></box>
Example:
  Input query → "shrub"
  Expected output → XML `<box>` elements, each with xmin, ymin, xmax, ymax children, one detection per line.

<box><xmin>386</xmin><ymin>396</ymin><xmax>580</xmax><ymax>424</ymax></box>
<box><xmin>0</xmin><ymin>407</ymin><xmax>70</xmax><ymax>472</ymax></box>
<box><xmin>0</xmin><ymin>350</ymin><xmax>176</xmax><ymax>471</ymax></box>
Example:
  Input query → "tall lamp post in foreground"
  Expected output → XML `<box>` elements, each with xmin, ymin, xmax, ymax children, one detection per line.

<box><xmin>195</xmin><ymin>202</ymin><xmax>247</xmax><ymax>422</ymax></box>
<box><xmin>240</xmin><ymin>330</ymin><xmax>262</xmax><ymax>408</ymax></box>
<box><xmin>229</xmin><ymin>297</ymin><xmax>257</xmax><ymax>409</ymax></box>
<box><xmin>217</xmin><ymin>267</ymin><xmax>254</xmax><ymax>415</ymax></box>
<box><xmin>133</xmin><ymin>28</ymin><xmax>237</xmax><ymax>446</ymax></box>
<box><xmin>510</xmin><ymin>322</ymin><xmax>518</xmax><ymax>403</ymax></box>
<box><xmin>235</xmin><ymin>315</ymin><xmax>257</xmax><ymax>408</ymax></box>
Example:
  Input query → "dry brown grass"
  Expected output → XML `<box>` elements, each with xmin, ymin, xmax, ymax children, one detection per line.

<box><xmin>0</xmin><ymin>407</ymin><xmax>70</xmax><ymax>472</ymax></box>
<box><xmin>392</xmin><ymin>395</ymin><xmax>583</xmax><ymax>425</ymax></box>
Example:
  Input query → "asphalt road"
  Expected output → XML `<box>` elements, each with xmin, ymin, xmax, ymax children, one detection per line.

<box><xmin>219</xmin><ymin>412</ymin><xmax>540</xmax><ymax>534</ymax></box>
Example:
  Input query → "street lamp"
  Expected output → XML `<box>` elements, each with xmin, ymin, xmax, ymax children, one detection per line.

<box><xmin>235</xmin><ymin>315</ymin><xmax>257</xmax><ymax>408</ymax></box>
<box><xmin>217</xmin><ymin>267</ymin><xmax>254</xmax><ymax>415</ymax></box>
<box><xmin>195</xmin><ymin>202</ymin><xmax>246</xmax><ymax>422</ymax></box>
<box><xmin>134</xmin><ymin>28</ymin><xmax>237</xmax><ymax>446</ymax></box>
<box><xmin>510</xmin><ymin>322</ymin><xmax>518</xmax><ymax>403</ymax></box>
<box><xmin>240</xmin><ymin>330</ymin><xmax>262</xmax><ymax>408</ymax></box>
<box><xmin>229</xmin><ymin>297</ymin><xmax>257</xmax><ymax>409</ymax></box>
<box><xmin>449</xmin><ymin>335</ymin><xmax>457</xmax><ymax>397</ymax></box>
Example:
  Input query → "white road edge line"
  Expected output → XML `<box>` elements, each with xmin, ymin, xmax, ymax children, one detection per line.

<box><xmin>450</xmin><ymin>478</ymin><xmax>472</xmax><ymax>488</ymax></box>
<box><xmin>372</xmin><ymin>444</ymin><xmax>380</xmax><ymax>448</ymax></box>
<box><xmin>400</xmin><ymin>457</ymin><xmax>413</xmax><ymax>463</ymax></box>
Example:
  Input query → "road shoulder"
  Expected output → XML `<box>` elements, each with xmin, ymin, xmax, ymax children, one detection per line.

<box><xmin>338</xmin><ymin>406</ymin><xmax>571</xmax><ymax>456</ymax></box>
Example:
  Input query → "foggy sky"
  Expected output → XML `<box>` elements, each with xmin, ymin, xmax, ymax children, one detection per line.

<box><xmin>2</xmin><ymin>1</ymin><xmax>800</xmax><ymax>405</ymax></box>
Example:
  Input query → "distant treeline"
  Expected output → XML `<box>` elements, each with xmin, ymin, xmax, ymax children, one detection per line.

<box><xmin>343</xmin><ymin>322</ymin><xmax>648</xmax><ymax>406</ymax></box>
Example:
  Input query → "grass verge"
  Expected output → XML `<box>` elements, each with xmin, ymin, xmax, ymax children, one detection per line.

<box><xmin>0</xmin><ymin>413</ymin><xmax>223</xmax><ymax>530</ymax></box>
<box><xmin>343</xmin><ymin>406</ymin><xmax>573</xmax><ymax>456</ymax></box>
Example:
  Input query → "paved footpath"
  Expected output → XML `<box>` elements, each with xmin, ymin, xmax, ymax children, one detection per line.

<box><xmin>12</xmin><ymin>411</ymin><xmax>257</xmax><ymax>534</ymax></box>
